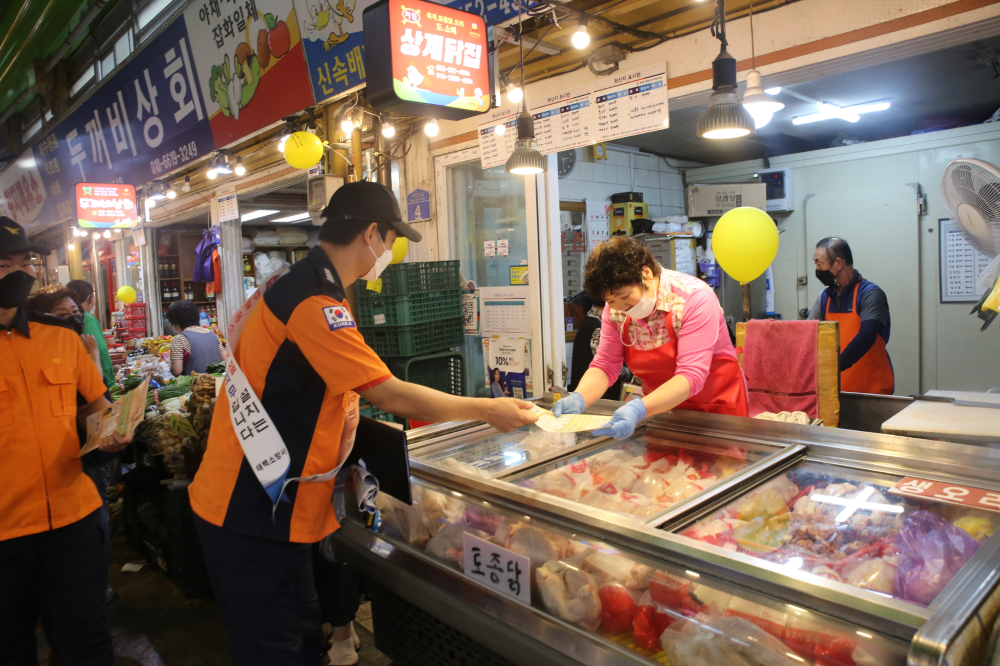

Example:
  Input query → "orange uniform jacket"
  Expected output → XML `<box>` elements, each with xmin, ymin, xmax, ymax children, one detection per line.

<box><xmin>0</xmin><ymin>310</ymin><xmax>108</xmax><ymax>541</ymax></box>
<box><xmin>189</xmin><ymin>247</ymin><xmax>392</xmax><ymax>543</ymax></box>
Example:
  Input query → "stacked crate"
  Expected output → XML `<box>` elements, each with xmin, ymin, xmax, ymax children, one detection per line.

<box><xmin>355</xmin><ymin>262</ymin><xmax>466</xmax><ymax>426</ymax></box>
<box><xmin>123</xmin><ymin>302</ymin><xmax>148</xmax><ymax>338</ymax></box>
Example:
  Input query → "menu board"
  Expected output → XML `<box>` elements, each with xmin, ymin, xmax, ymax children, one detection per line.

<box><xmin>940</xmin><ymin>219</ymin><xmax>993</xmax><ymax>302</ymax></box>
<box><xmin>529</xmin><ymin>83</ymin><xmax>594</xmax><ymax>155</ymax></box>
<box><xmin>593</xmin><ymin>63</ymin><xmax>668</xmax><ymax>142</ymax></box>
<box><xmin>476</xmin><ymin>64</ymin><xmax>668</xmax><ymax>169</ymax></box>
<box><xmin>477</xmin><ymin>107</ymin><xmax>520</xmax><ymax>169</ymax></box>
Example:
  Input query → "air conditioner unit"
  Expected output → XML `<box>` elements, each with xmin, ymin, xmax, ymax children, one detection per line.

<box><xmin>307</xmin><ymin>175</ymin><xmax>345</xmax><ymax>225</ymax></box>
<box><xmin>758</xmin><ymin>167</ymin><xmax>794</xmax><ymax>212</ymax></box>
<box><xmin>686</xmin><ymin>183</ymin><xmax>766</xmax><ymax>218</ymax></box>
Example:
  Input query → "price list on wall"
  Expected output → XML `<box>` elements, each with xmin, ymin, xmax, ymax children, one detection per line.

<box><xmin>529</xmin><ymin>83</ymin><xmax>594</xmax><ymax>154</ymax></box>
<box><xmin>940</xmin><ymin>219</ymin><xmax>994</xmax><ymax>302</ymax></box>
<box><xmin>476</xmin><ymin>63</ymin><xmax>668</xmax><ymax>169</ymax></box>
<box><xmin>477</xmin><ymin>107</ymin><xmax>521</xmax><ymax>169</ymax></box>
<box><xmin>593</xmin><ymin>63</ymin><xmax>668</xmax><ymax>142</ymax></box>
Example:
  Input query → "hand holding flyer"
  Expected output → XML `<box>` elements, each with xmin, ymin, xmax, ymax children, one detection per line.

<box><xmin>77</xmin><ymin>379</ymin><xmax>150</xmax><ymax>457</ymax></box>
<box><xmin>528</xmin><ymin>405</ymin><xmax>612</xmax><ymax>434</ymax></box>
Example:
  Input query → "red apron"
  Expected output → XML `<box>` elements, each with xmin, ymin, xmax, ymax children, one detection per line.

<box><xmin>622</xmin><ymin>317</ymin><xmax>749</xmax><ymax>417</ymax></box>
<box><xmin>824</xmin><ymin>282</ymin><xmax>894</xmax><ymax>395</ymax></box>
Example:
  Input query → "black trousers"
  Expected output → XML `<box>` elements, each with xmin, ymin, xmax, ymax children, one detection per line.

<box><xmin>312</xmin><ymin>547</ymin><xmax>362</xmax><ymax>628</ymax></box>
<box><xmin>194</xmin><ymin>515</ymin><xmax>323</xmax><ymax>666</ymax></box>
<box><xmin>0</xmin><ymin>510</ymin><xmax>112</xmax><ymax>666</ymax></box>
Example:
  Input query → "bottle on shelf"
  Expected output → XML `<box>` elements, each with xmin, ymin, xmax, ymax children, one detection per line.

<box><xmin>199</xmin><ymin>309</ymin><xmax>210</xmax><ymax>327</ymax></box>
<box><xmin>162</xmin><ymin>285</ymin><xmax>169</xmax><ymax>301</ymax></box>
<box><xmin>170</xmin><ymin>262</ymin><xmax>177</xmax><ymax>278</ymax></box>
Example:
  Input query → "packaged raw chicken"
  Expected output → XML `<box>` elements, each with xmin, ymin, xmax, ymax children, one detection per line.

<box><xmin>505</xmin><ymin>523</ymin><xmax>570</xmax><ymax>569</ymax></box>
<box><xmin>514</xmin><ymin>437</ymin><xmax>756</xmax><ymax>520</ymax></box>
<box><xmin>584</xmin><ymin>551</ymin><xmax>653</xmax><ymax>590</ymax></box>
<box><xmin>536</xmin><ymin>554</ymin><xmax>602</xmax><ymax>631</ymax></box>
<box><xmin>425</xmin><ymin>523</ymin><xmax>489</xmax><ymax>570</ymax></box>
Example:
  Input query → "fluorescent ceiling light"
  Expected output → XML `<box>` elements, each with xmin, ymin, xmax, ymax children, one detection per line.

<box><xmin>793</xmin><ymin>100</ymin><xmax>890</xmax><ymax>125</ymax></box>
<box><xmin>241</xmin><ymin>209</ymin><xmax>279</xmax><ymax>222</ymax></box>
<box><xmin>271</xmin><ymin>212</ymin><xmax>311</xmax><ymax>223</ymax></box>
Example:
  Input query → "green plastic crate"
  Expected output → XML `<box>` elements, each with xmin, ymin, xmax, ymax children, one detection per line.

<box><xmin>359</xmin><ymin>402</ymin><xmax>396</xmax><ymax>424</ymax></box>
<box><xmin>360</xmin><ymin>317</ymin><xmax>463</xmax><ymax>357</ymax></box>
<box><xmin>389</xmin><ymin>352</ymin><xmax>464</xmax><ymax>396</ymax></box>
<box><xmin>356</xmin><ymin>289</ymin><xmax>461</xmax><ymax>327</ymax></box>
<box><xmin>356</xmin><ymin>260</ymin><xmax>461</xmax><ymax>296</ymax></box>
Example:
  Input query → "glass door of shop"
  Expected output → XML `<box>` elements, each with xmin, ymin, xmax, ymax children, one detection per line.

<box><xmin>436</xmin><ymin>148</ymin><xmax>564</xmax><ymax>399</ymax></box>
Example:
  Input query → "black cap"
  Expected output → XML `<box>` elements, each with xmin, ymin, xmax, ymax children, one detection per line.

<box><xmin>0</xmin><ymin>217</ymin><xmax>50</xmax><ymax>256</ymax></box>
<box><xmin>320</xmin><ymin>181</ymin><xmax>422</xmax><ymax>242</ymax></box>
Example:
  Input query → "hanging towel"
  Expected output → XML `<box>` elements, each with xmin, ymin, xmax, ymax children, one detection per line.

<box><xmin>742</xmin><ymin>319</ymin><xmax>820</xmax><ymax>418</ymax></box>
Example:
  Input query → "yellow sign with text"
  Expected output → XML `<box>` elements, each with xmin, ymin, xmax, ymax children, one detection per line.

<box><xmin>509</xmin><ymin>266</ymin><xmax>528</xmax><ymax>285</ymax></box>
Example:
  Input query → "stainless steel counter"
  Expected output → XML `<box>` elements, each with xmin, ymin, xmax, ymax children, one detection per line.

<box><xmin>336</xmin><ymin>408</ymin><xmax>1000</xmax><ymax>666</ymax></box>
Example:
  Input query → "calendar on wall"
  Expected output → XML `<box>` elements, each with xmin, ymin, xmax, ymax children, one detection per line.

<box><xmin>939</xmin><ymin>219</ymin><xmax>993</xmax><ymax>303</ymax></box>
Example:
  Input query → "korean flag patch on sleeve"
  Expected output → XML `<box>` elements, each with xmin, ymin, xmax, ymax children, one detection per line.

<box><xmin>323</xmin><ymin>306</ymin><xmax>356</xmax><ymax>331</ymax></box>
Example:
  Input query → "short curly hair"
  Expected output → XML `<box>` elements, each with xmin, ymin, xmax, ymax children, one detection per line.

<box><xmin>584</xmin><ymin>236</ymin><xmax>660</xmax><ymax>301</ymax></box>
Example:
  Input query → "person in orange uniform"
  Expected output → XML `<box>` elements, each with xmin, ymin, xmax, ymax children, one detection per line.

<box><xmin>0</xmin><ymin>217</ymin><xmax>131</xmax><ymax>664</ymax></box>
<box><xmin>808</xmin><ymin>237</ymin><xmax>894</xmax><ymax>394</ymax></box>
<box><xmin>188</xmin><ymin>182</ymin><xmax>536</xmax><ymax>666</ymax></box>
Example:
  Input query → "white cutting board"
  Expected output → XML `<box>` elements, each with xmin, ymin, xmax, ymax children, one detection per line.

<box><xmin>881</xmin><ymin>390</ymin><xmax>1000</xmax><ymax>444</ymax></box>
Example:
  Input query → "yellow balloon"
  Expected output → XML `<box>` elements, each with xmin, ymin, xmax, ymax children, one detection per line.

<box><xmin>283</xmin><ymin>131</ymin><xmax>325</xmax><ymax>170</ymax></box>
<box><xmin>391</xmin><ymin>236</ymin><xmax>408</xmax><ymax>264</ymax></box>
<box><xmin>117</xmin><ymin>285</ymin><xmax>137</xmax><ymax>304</ymax></box>
<box><xmin>712</xmin><ymin>207</ymin><xmax>779</xmax><ymax>283</ymax></box>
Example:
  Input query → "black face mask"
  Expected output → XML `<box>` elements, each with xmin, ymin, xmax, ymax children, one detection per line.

<box><xmin>0</xmin><ymin>270</ymin><xmax>35</xmax><ymax>309</ymax></box>
<box><xmin>815</xmin><ymin>265</ymin><xmax>841</xmax><ymax>289</ymax></box>
<box><xmin>68</xmin><ymin>313</ymin><xmax>86</xmax><ymax>333</ymax></box>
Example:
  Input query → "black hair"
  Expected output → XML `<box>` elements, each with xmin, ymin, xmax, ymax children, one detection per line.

<box><xmin>816</xmin><ymin>237</ymin><xmax>853</xmax><ymax>266</ymax></box>
<box><xmin>28</xmin><ymin>289</ymin><xmax>77</xmax><ymax>314</ymax></box>
<box><xmin>318</xmin><ymin>218</ymin><xmax>394</xmax><ymax>246</ymax></box>
<box><xmin>66</xmin><ymin>279</ymin><xmax>95</xmax><ymax>306</ymax></box>
<box><xmin>166</xmin><ymin>300</ymin><xmax>201</xmax><ymax>329</ymax></box>
<box><xmin>584</xmin><ymin>236</ymin><xmax>661</xmax><ymax>301</ymax></box>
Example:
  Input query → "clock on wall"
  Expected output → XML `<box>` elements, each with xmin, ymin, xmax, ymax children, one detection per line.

<box><xmin>557</xmin><ymin>150</ymin><xmax>577</xmax><ymax>179</ymax></box>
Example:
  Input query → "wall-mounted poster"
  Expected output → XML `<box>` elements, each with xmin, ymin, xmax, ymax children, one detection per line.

<box><xmin>75</xmin><ymin>183</ymin><xmax>139</xmax><ymax>228</ymax></box>
<box><xmin>484</xmin><ymin>337</ymin><xmax>530</xmax><ymax>399</ymax></box>
<box><xmin>183</xmin><ymin>0</ymin><xmax>315</xmax><ymax>146</ymax></box>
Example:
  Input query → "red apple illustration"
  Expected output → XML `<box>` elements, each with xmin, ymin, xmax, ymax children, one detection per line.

<box><xmin>264</xmin><ymin>13</ymin><xmax>291</xmax><ymax>59</ymax></box>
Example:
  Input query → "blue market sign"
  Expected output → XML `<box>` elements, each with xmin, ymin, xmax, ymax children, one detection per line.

<box><xmin>407</xmin><ymin>188</ymin><xmax>430</xmax><ymax>222</ymax></box>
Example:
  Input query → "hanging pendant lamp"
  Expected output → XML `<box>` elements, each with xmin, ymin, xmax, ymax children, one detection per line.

<box><xmin>505</xmin><ymin>0</ymin><xmax>546</xmax><ymax>175</ymax></box>
<box><xmin>740</xmin><ymin>0</ymin><xmax>783</xmax><ymax>129</ymax></box>
<box><xmin>697</xmin><ymin>0</ymin><xmax>755</xmax><ymax>140</ymax></box>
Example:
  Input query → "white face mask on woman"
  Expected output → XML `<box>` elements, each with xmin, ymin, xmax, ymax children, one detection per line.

<box><xmin>361</xmin><ymin>233</ymin><xmax>392</xmax><ymax>282</ymax></box>
<box><xmin>623</xmin><ymin>277</ymin><xmax>656</xmax><ymax>320</ymax></box>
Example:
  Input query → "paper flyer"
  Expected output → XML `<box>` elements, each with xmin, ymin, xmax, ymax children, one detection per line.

<box><xmin>77</xmin><ymin>379</ymin><xmax>150</xmax><ymax>457</ymax></box>
<box><xmin>528</xmin><ymin>405</ymin><xmax>612</xmax><ymax>433</ymax></box>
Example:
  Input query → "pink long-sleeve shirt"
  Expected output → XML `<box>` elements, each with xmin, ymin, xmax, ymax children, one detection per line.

<box><xmin>590</xmin><ymin>268</ymin><xmax>737</xmax><ymax>397</ymax></box>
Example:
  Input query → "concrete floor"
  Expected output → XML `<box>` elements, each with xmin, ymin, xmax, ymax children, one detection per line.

<box><xmin>38</xmin><ymin>534</ymin><xmax>396</xmax><ymax>665</ymax></box>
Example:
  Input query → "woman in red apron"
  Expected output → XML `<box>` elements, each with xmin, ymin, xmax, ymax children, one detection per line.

<box><xmin>555</xmin><ymin>236</ymin><xmax>748</xmax><ymax>439</ymax></box>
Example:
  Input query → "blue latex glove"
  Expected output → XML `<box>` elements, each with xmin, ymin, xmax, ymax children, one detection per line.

<box><xmin>593</xmin><ymin>400</ymin><xmax>647</xmax><ymax>440</ymax></box>
<box><xmin>552</xmin><ymin>391</ymin><xmax>586</xmax><ymax>417</ymax></box>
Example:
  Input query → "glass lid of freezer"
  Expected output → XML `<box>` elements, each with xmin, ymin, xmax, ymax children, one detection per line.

<box><xmin>412</xmin><ymin>424</ymin><xmax>602</xmax><ymax>478</ymax></box>
<box><xmin>500</xmin><ymin>427</ymin><xmax>782</xmax><ymax>522</ymax></box>
<box><xmin>672</xmin><ymin>459</ymin><xmax>1000</xmax><ymax>608</ymax></box>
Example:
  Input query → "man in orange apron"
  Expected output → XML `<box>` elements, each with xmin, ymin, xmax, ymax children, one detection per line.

<box><xmin>808</xmin><ymin>237</ymin><xmax>894</xmax><ymax>394</ymax></box>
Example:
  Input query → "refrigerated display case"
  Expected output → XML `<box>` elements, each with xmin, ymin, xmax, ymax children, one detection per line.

<box><xmin>332</xmin><ymin>405</ymin><xmax>1000</xmax><ymax>666</ymax></box>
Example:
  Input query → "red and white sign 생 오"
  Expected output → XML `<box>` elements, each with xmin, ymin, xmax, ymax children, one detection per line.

<box><xmin>889</xmin><ymin>476</ymin><xmax>1000</xmax><ymax>513</ymax></box>
<box><xmin>75</xmin><ymin>183</ymin><xmax>139</xmax><ymax>229</ymax></box>
<box><xmin>389</xmin><ymin>0</ymin><xmax>490</xmax><ymax>114</ymax></box>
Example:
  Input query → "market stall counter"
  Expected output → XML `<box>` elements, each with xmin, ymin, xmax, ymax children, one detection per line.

<box><xmin>332</xmin><ymin>407</ymin><xmax>1000</xmax><ymax>666</ymax></box>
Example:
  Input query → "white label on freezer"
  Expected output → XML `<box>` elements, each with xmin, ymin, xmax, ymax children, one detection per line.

<box><xmin>463</xmin><ymin>532</ymin><xmax>531</xmax><ymax>604</ymax></box>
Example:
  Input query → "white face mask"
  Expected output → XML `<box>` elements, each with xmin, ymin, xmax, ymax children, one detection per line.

<box><xmin>623</xmin><ymin>278</ymin><xmax>656</xmax><ymax>320</ymax></box>
<box><xmin>362</xmin><ymin>233</ymin><xmax>392</xmax><ymax>281</ymax></box>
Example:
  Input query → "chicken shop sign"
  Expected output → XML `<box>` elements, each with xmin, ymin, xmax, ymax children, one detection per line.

<box><xmin>75</xmin><ymin>183</ymin><xmax>139</xmax><ymax>229</ymax></box>
<box><xmin>362</xmin><ymin>0</ymin><xmax>491</xmax><ymax>120</ymax></box>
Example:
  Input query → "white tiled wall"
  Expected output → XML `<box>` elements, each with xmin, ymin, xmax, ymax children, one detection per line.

<box><xmin>557</xmin><ymin>146</ymin><xmax>686</xmax><ymax>218</ymax></box>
